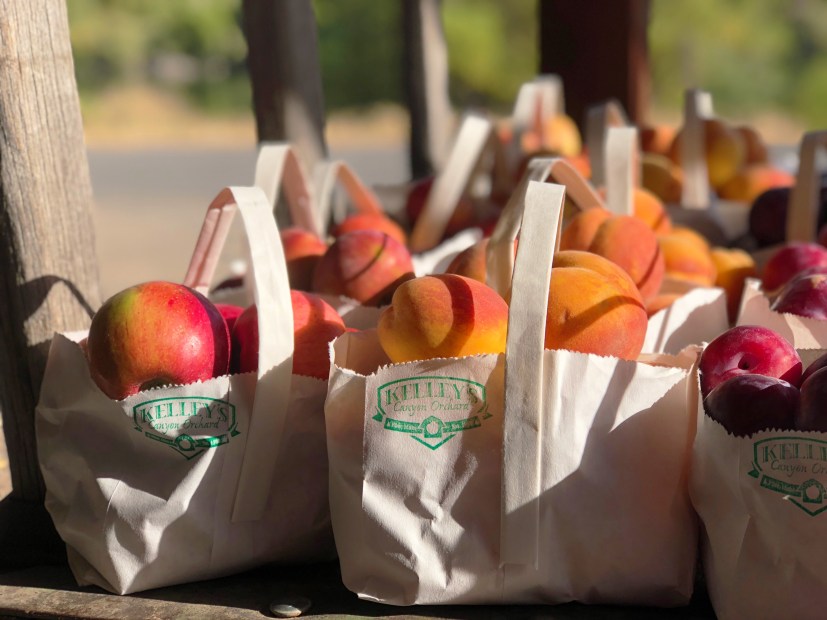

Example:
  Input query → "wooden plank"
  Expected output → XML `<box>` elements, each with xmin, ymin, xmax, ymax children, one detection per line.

<box><xmin>402</xmin><ymin>0</ymin><xmax>454</xmax><ymax>179</ymax></box>
<box><xmin>242</xmin><ymin>0</ymin><xmax>328</xmax><ymax>173</ymax></box>
<box><xmin>0</xmin><ymin>561</ymin><xmax>717</xmax><ymax>619</ymax></box>
<box><xmin>538</xmin><ymin>0</ymin><xmax>651</xmax><ymax>130</ymax></box>
<box><xmin>0</xmin><ymin>0</ymin><xmax>101</xmax><ymax>503</ymax></box>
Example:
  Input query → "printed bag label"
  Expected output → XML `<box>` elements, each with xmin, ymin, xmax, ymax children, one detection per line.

<box><xmin>132</xmin><ymin>396</ymin><xmax>240</xmax><ymax>459</ymax></box>
<box><xmin>750</xmin><ymin>436</ymin><xmax>827</xmax><ymax>516</ymax></box>
<box><xmin>372</xmin><ymin>376</ymin><xmax>491</xmax><ymax>450</ymax></box>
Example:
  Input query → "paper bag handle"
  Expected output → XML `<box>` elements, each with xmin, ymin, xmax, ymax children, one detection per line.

<box><xmin>786</xmin><ymin>131</ymin><xmax>827</xmax><ymax>243</ymax></box>
<box><xmin>312</xmin><ymin>160</ymin><xmax>385</xmax><ymax>235</ymax></box>
<box><xmin>585</xmin><ymin>99</ymin><xmax>629</xmax><ymax>187</ymax></box>
<box><xmin>604</xmin><ymin>126</ymin><xmax>639</xmax><ymax>217</ymax></box>
<box><xmin>254</xmin><ymin>142</ymin><xmax>320</xmax><ymax>237</ymax></box>
<box><xmin>680</xmin><ymin>88</ymin><xmax>714</xmax><ymax>209</ymax></box>
<box><xmin>183</xmin><ymin>186</ymin><xmax>294</xmax><ymax>523</ymax></box>
<box><xmin>499</xmin><ymin>180</ymin><xmax>567</xmax><ymax>568</ymax></box>
<box><xmin>409</xmin><ymin>113</ymin><xmax>494</xmax><ymax>253</ymax></box>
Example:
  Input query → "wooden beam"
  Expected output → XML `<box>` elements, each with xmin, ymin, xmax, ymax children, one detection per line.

<box><xmin>242</xmin><ymin>0</ymin><xmax>328</xmax><ymax>173</ymax></box>
<box><xmin>539</xmin><ymin>0</ymin><xmax>651</xmax><ymax>131</ymax></box>
<box><xmin>0</xmin><ymin>0</ymin><xmax>101</xmax><ymax>501</ymax></box>
<box><xmin>402</xmin><ymin>0</ymin><xmax>454</xmax><ymax>179</ymax></box>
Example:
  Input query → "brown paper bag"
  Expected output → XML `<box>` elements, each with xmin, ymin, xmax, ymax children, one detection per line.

<box><xmin>690</xmin><ymin>348</ymin><xmax>827</xmax><ymax>620</ymax></box>
<box><xmin>36</xmin><ymin>186</ymin><xmax>334</xmax><ymax>595</ymax></box>
<box><xmin>325</xmin><ymin>177</ymin><xmax>699</xmax><ymax>606</ymax></box>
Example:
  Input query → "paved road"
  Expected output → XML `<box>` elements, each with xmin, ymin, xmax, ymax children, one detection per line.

<box><xmin>87</xmin><ymin>146</ymin><xmax>409</xmax><ymax>299</ymax></box>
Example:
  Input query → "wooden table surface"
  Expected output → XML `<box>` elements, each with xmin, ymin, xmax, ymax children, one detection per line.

<box><xmin>0</xmin><ymin>495</ymin><xmax>716</xmax><ymax>620</ymax></box>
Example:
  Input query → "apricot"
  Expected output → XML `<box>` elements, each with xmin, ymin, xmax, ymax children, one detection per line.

<box><xmin>559</xmin><ymin>210</ymin><xmax>665</xmax><ymax>300</ymax></box>
<box><xmin>657</xmin><ymin>233</ymin><xmax>717</xmax><ymax>287</ymax></box>
<box><xmin>640</xmin><ymin>123</ymin><xmax>677</xmax><ymax>157</ymax></box>
<box><xmin>641</xmin><ymin>152</ymin><xmax>684</xmax><ymax>204</ymax></box>
<box><xmin>542</xmin><ymin>113</ymin><xmax>582</xmax><ymax>157</ymax></box>
<box><xmin>444</xmin><ymin>238</ymin><xmax>490</xmax><ymax>284</ymax></box>
<box><xmin>332</xmin><ymin>213</ymin><xmax>407</xmax><ymax>246</ymax></box>
<box><xmin>734</xmin><ymin>124</ymin><xmax>769</xmax><ymax>165</ymax></box>
<box><xmin>669</xmin><ymin>117</ymin><xmax>746</xmax><ymax>190</ymax></box>
<box><xmin>546</xmin><ymin>250</ymin><xmax>648</xmax><ymax>360</ymax></box>
<box><xmin>669</xmin><ymin>226</ymin><xmax>711</xmax><ymax>253</ymax></box>
<box><xmin>710</xmin><ymin>247</ymin><xmax>757</xmax><ymax>322</ymax></box>
<box><xmin>377</xmin><ymin>274</ymin><xmax>509</xmax><ymax>364</ymax></box>
<box><xmin>716</xmin><ymin>163</ymin><xmax>794</xmax><ymax>204</ymax></box>
<box><xmin>597</xmin><ymin>186</ymin><xmax>672</xmax><ymax>234</ymax></box>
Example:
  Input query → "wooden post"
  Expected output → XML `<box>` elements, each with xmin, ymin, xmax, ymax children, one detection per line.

<box><xmin>242</xmin><ymin>0</ymin><xmax>328</xmax><ymax>174</ymax></box>
<box><xmin>0</xmin><ymin>0</ymin><xmax>101</xmax><ymax>504</ymax></box>
<box><xmin>402</xmin><ymin>0</ymin><xmax>454</xmax><ymax>179</ymax></box>
<box><xmin>539</xmin><ymin>0</ymin><xmax>651</xmax><ymax>131</ymax></box>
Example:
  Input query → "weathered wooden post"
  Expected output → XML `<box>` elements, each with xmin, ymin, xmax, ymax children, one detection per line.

<box><xmin>539</xmin><ymin>0</ymin><xmax>652</xmax><ymax>130</ymax></box>
<box><xmin>241</xmin><ymin>0</ymin><xmax>328</xmax><ymax>174</ymax></box>
<box><xmin>0</xmin><ymin>0</ymin><xmax>101</xmax><ymax>563</ymax></box>
<box><xmin>402</xmin><ymin>0</ymin><xmax>454</xmax><ymax>179</ymax></box>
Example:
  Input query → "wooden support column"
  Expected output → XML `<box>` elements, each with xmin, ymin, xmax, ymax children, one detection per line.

<box><xmin>402</xmin><ymin>0</ymin><xmax>454</xmax><ymax>179</ymax></box>
<box><xmin>242</xmin><ymin>0</ymin><xmax>328</xmax><ymax>173</ymax></box>
<box><xmin>0</xmin><ymin>0</ymin><xmax>101</xmax><ymax>505</ymax></box>
<box><xmin>539</xmin><ymin>0</ymin><xmax>651</xmax><ymax>130</ymax></box>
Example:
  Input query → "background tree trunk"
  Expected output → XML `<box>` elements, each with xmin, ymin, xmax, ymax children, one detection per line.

<box><xmin>402</xmin><ymin>0</ymin><xmax>454</xmax><ymax>179</ymax></box>
<box><xmin>242</xmin><ymin>0</ymin><xmax>328</xmax><ymax>174</ymax></box>
<box><xmin>0</xmin><ymin>0</ymin><xmax>101</xmax><ymax>504</ymax></box>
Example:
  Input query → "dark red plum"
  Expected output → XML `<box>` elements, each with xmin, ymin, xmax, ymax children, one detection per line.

<box><xmin>703</xmin><ymin>373</ymin><xmax>798</xmax><ymax>436</ymax></box>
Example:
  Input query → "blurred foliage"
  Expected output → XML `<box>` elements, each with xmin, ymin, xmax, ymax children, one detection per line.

<box><xmin>66</xmin><ymin>0</ymin><xmax>827</xmax><ymax>125</ymax></box>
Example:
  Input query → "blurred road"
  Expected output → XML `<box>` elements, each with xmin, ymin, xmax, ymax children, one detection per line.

<box><xmin>87</xmin><ymin>146</ymin><xmax>409</xmax><ymax>299</ymax></box>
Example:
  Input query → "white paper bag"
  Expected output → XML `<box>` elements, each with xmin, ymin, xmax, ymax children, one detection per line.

<box><xmin>326</xmin><ymin>180</ymin><xmax>699</xmax><ymax>606</ymax></box>
<box><xmin>690</xmin><ymin>348</ymin><xmax>827</xmax><ymax>620</ymax></box>
<box><xmin>36</xmin><ymin>186</ymin><xmax>334</xmax><ymax>595</ymax></box>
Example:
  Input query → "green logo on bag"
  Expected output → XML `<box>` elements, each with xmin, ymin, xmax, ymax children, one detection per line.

<box><xmin>373</xmin><ymin>376</ymin><xmax>490</xmax><ymax>450</ymax></box>
<box><xmin>132</xmin><ymin>396</ymin><xmax>240</xmax><ymax>459</ymax></box>
<box><xmin>750</xmin><ymin>437</ymin><xmax>827</xmax><ymax>516</ymax></box>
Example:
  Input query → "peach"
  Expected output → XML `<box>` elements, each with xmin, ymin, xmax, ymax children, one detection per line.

<box><xmin>669</xmin><ymin>226</ymin><xmax>711</xmax><ymax>253</ymax></box>
<box><xmin>565</xmin><ymin>151</ymin><xmax>592</xmax><ymax>179</ymax></box>
<box><xmin>596</xmin><ymin>186</ymin><xmax>672</xmax><ymax>234</ymax></box>
<box><xmin>734</xmin><ymin>124</ymin><xmax>769</xmax><ymax>165</ymax></box>
<box><xmin>332</xmin><ymin>213</ymin><xmax>407</xmax><ymax>246</ymax></box>
<box><xmin>377</xmin><ymin>274</ymin><xmax>509</xmax><ymax>364</ymax></box>
<box><xmin>658</xmin><ymin>233</ymin><xmax>717</xmax><ymax>287</ymax></box>
<box><xmin>312</xmin><ymin>229</ymin><xmax>415</xmax><ymax>306</ymax></box>
<box><xmin>640</xmin><ymin>123</ymin><xmax>677</xmax><ymax>157</ymax></box>
<box><xmin>231</xmin><ymin>291</ymin><xmax>346</xmax><ymax>380</ymax></box>
<box><xmin>559</xmin><ymin>210</ymin><xmax>665</xmax><ymax>300</ymax></box>
<box><xmin>546</xmin><ymin>250</ymin><xmax>648</xmax><ymax>360</ymax></box>
<box><xmin>444</xmin><ymin>238</ymin><xmax>490</xmax><ymax>284</ymax></box>
<box><xmin>716</xmin><ymin>163</ymin><xmax>794</xmax><ymax>204</ymax></box>
<box><xmin>710</xmin><ymin>247</ymin><xmax>757</xmax><ymax>322</ymax></box>
<box><xmin>669</xmin><ymin>117</ymin><xmax>746</xmax><ymax>190</ymax></box>
<box><xmin>641</xmin><ymin>152</ymin><xmax>684</xmax><ymax>204</ymax></box>
<box><xmin>542</xmin><ymin>113</ymin><xmax>583</xmax><ymax>157</ymax></box>
<box><xmin>280</xmin><ymin>226</ymin><xmax>328</xmax><ymax>291</ymax></box>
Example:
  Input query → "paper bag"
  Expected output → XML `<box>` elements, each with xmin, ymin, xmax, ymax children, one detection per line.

<box><xmin>325</xmin><ymin>179</ymin><xmax>699</xmax><ymax>606</ymax></box>
<box><xmin>735</xmin><ymin>132</ymin><xmax>827</xmax><ymax>347</ymax></box>
<box><xmin>36</xmin><ymin>186</ymin><xmax>334</xmax><ymax>595</ymax></box>
<box><xmin>537</xmin><ymin>130</ymin><xmax>730</xmax><ymax>355</ymax></box>
<box><xmin>664</xmin><ymin>89</ymin><xmax>747</xmax><ymax>246</ymax></box>
<box><xmin>690</xmin><ymin>348</ymin><xmax>827</xmax><ymax>620</ymax></box>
